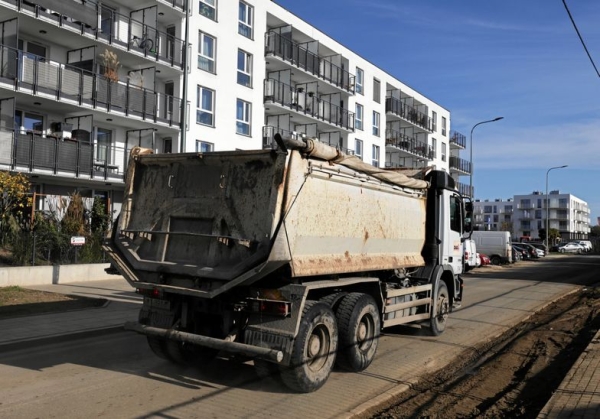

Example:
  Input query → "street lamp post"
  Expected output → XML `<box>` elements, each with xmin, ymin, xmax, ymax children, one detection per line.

<box><xmin>469</xmin><ymin>117</ymin><xmax>504</xmax><ymax>198</ymax></box>
<box><xmin>545</xmin><ymin>165</ymin><xmax>568</xmax><ymax>249</ymax></box>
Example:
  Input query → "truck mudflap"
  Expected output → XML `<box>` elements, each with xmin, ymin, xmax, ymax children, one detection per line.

<box><xmin>124</xmin><ymin>321</ymin><xmax>284</xmax><ymax>363</ymax></box>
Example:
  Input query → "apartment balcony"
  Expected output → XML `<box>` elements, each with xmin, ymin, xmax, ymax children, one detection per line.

<box><xmin>263</xmin><ymin>79</ymin><xmax>355</xmax><ymax>132</ymax></box>
<box><xmin>517</xmin><ymin>203</ymin><xmax>535</xmax><ymax>209</ymax></box>
<box><xmin>449</xmin><ymin>156</ymin><xmax>471</xmax><ymax>175</ymax></box>
<box><xmin>449</xmin><ymin>130</ymin><xmax>467</xmax><ymax>149</ymax></box>
<box><xmin>385</xmin><ymin>128</ymin><xmax>433</xmax><ymax>160</ymax></box>
<box><xmin>0</xmin><ymin>128</ymin><xmax>125</xmax><ymax>181</ymax></box>
<box><xmin>264</xmin><ymin>30</ymin><xmax>355</xmax><ymax>94</ymax></box>
<box><xmin>385</xmin><ymin>97</ymin><xmax>432</xmax><ymax>132</ymax></box>
<box><xmin>457</xmin><ymin>181</ymin><xmax>473</xmax><ymax>198</ymax></box>
<box><xmin>0</xmin><ymin>0</ymin><xmax>185</xmax><ymax>69</ymax></box>
<box><xmin>0</xmin><ymin>45</ymin><xmax>182</xmax><ymax>127</ymax></box>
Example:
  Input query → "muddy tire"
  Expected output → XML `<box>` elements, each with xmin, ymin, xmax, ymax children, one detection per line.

<box><xmin>336</xmin><ymin>293</ymin><xmax>380</xmax><ymax>372</ymax></box>
<box><xmin>165</xmin><ymin>340</ymin><xmax>218</xmax><ymax>366</ymax></box>
<box><xmin>320</xmin><ymin>292</ymin><xmax>347</xmax><ymax>311</ymax></box>
<box><xmin>280</xmin><ymin>301</ymin><xmax>338</xmax><ymax>393</ymax></box>
<box><xmin>254</xmin><ymin>359</ymin><xmax>280</xmax><ymax>379</ymax></box>
<box><xmin>491</xmin><ymin>255</ymin><xmax>501</xmax><ymax>265</ymax></box>
<box><xmin>430</xmin><ymin>281</ymin><xmax>449</xmax><ymax>336</ymax></box>
<box><xmin>146</xmin><ymin>337</ymin><xmax>170</xmax><ymax>360</ymax></box>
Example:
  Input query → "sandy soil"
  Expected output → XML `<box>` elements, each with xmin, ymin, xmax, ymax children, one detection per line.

<box><xmin>366</xmin><ymin>286</ymin><xmax>600</xmax><ymax>419</ymax></box>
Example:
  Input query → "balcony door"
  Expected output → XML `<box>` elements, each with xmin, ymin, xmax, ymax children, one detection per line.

<box><xmin>96</xmin><ymin>128</ymin><xmax>112</xmax><ymax>164</ymax></box>
<box><xmin>15</xmin><ymin>110</ymin><xmax>43</xmax><ymax>134</ymax></box>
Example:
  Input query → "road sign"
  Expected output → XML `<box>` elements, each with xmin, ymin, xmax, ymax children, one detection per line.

<box><xmin>71</xmin><ymin>236</ymin><xmax>86</xmax><ymax>246</ymax></box>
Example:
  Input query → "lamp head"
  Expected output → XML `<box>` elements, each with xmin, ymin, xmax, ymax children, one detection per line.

<box><xmin>493</xmin><ymin>117</ymin><xmax>504</xmax><ymax>121</ymax></box>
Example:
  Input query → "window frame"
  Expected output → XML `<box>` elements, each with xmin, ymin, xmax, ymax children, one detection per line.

<box><xmin>355</xmin><ymin>103</ymin><xmax>363</xmax><ymax>131</ymax></box>
<box><xmin>237</xmin><ymin>49</ymin><xmax>252</xmax><ymax>87</ymax></box>
<box><xmin>372</xmin><ymin>144</ymin><xmax>380</xmax><ymax>167</ymax></box>
<box><xmin>198</xmin><ymin>31</ymin><xmax>216</xmax><ymax>74</ymax></box>
<box><xmin>196</xmin><ymin>85</ymin><xmax>215</xmax><ymax>127</ymax></box>
<box><xmin>355</xmin><ymin>67</ymin><xmax>364</xmax><ymax>95</ymax></box>
<box><xmin>238</xmin><ymin>1</ymin><xmax>253</xmax><ymax>39</ymax></box>
<box><xmin>236</xmin><ymin>98</ymin><xmax>252</xmax><ymax>136</ymax></box>
<box><xmin>199</xmin><ymin>0</ymin><xmax>217</xmax><ymax>21</ymax></box>
<box><xmin>442</xmin><ymin>116</ymin><xmax>447</xmax><ymax>136</ymax></box>
<box><xmin>441</xmin><ymin>142</ymin><xmax>447</xmax><ymax>162</ymax></box>
<box><xmin>196</xmin><ymin>140</ymin><xmax>214</xmax><ymax>152</ymax></box>
<box><xmin>432</xmin><ymin>111</ymin><xmax>437</xmax><ymax>132</ymax></box>
<box><xmin>373</xmin><ymin>78</ymin><xmax>380</xmax><ymax>103</ymax></box>
<box><xmin>355</xmin><ymin>138</ymin><xmax>363</xmax><ymax>160</ymax></box>
<box><xmin>372</xmin><ymin>111</ymin><xmax>380</xmax><ymax>137</ymax></box>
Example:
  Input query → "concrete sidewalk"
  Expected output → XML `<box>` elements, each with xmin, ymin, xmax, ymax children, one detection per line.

<box><xmin>0</xmin><ymin>279</ymin><xmax>140</xmax><ymax>348</ymax></box>
<box><xmin>1</xmin><ymin>279</ymin><xmax>599</xmax><ymax>417</ymax></box>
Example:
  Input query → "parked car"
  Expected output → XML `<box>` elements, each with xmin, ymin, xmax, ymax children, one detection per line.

<box><xmin>574</xmin><ymin>240</ymin><xmax>592</xmax><ymax>253</ymax></box>
<box><xmin>529</xmin><ymin>242</ymin><xmax>548</xmax><ymax>255</ymax></box>
<box><xmin>513</xmin><ymin>244</ymin><xmax>530</xmax><ymax>260</ymax></box>
<box><xmin>558</xmin><ymin>242</ymin><xmax>585</xmax><ymax>254</ymax></box>
<box><xmin>511</xmin><ymin>245</ymin><xmax>524</xmax><ymax>262</ymax></box>
<box><xmin>464</xmin><ymin>238</ymin><xmax>478</xmax><ymax>272</ymax></box>
<box><xmin>479</xmin><ymin>253</ymin><xmax>491</xmax><ymax>266</ymax></box>
<box><xmin>513</xmin><ymin>242</ymin><xmax>539</xmax><ymax>259</ymax></box>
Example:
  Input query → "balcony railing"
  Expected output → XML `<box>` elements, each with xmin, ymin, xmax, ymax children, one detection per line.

<box><xmin>385</xmin><ymin>97</ymin><xmax>432</xmax><ymax>132</ymax></box>
<box><xmin>385</xmin><ymin>128</ymin><xmax>433</xmax><ymax>159</ymax></box>
<box><xmin>0</xmin><ymin>128</ymin><xmax>125</xmax><ymax>181</ymax></box>
<box><xmin>457</xmin><ymin>182</ymin><xmax>473</xmax><ymax>198</ymax></box>
<box><xmin>449</xmin><ymin>130</ymin><xmax>467</xmax><ymax>148</ymax></box>
<box><xmin>1</xmin><ymin>0</ymin><xmax>185</xmax><ymax>68</ymax></box>
<box><xmin>265</xmin><ymin>30</ymin><xmax>355</xmax><ymax>94</ymax></box>
<box><xmin>264</xmin><ymin>79</ymin><xmax>355</xmax><ymax>131</ymax></box>
<box><xmin>448</xmin><ymin>156</ymin><xmax>470</xmax><ymax>175</ymax></box>
<box><xmin>0</xmin><ymin>45</ymin><xmax>182</xmax><ymax>126</ymax></box>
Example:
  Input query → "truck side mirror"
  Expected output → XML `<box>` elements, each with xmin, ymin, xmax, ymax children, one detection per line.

<box><xmin>464</xmin><ymin>201</ymin><xmax>473</xmax><ymax>233</ymax></box>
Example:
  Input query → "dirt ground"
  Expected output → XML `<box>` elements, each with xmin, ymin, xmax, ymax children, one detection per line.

<box><xmin>366</xmin><ymin>286</ymin><xmax>600</xmax><ymax>419</ymax></box>
<box><xmin>0</xmin><ymin>286</ymin><xmax>105</xmax><ymax>319</ymax></box>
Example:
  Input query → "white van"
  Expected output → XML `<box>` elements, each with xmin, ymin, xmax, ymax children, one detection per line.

<box><xmin>464</xmin><ymin>238</ymin><xmax>477</xmax><ymax>271</ymax></box>
<box><xmin>470</xmin><ymin>231</ymin><xmax>512</xmax><ymax>265</ymax></box>
<box><xmin>575</xmin><ymin>240</ymin><xmax>592</xmax><ymax>253</ymax></box>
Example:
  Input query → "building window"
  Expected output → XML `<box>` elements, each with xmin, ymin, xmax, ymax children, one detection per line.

<box><xmin>355</xmin><ymin>139</ymin><xmax>363</xmax><ymax>160</ymax></box>
<box><xmin>431</xmin><ymin>138</ymin><xmax>436</xmax><ymax>159</ymax></box>
<box><xmin>372</xmin><ymin>111</ymin><xmax>380</xmax><ymax>136</ymax></box>
<box><xmin>196</xmin><ymin>141</ymin><xmax>214</xmax><ymax>152</ymax></box>
<box><xmin>199</xmin><ymin>0</ymin><xmax>217</xmax><ymax>20</ymax></box>
<box><xmin>441</xmin><ymin>142</ymin><xmax>447</xmax><ymax>162</ymax></box>
<box><xmin>373</xmin><ymin>78</ymin><xmax>380</xmax><ymax>103</ymax></box>
<box><xmin>196</xmin><ymin>86</ymin><xmax>214</xmax><ymax>127</ymax></box>
<box><xmin>198</xmin><ymin>32</ymin><xmax>216</xmax><ymax>73</ymax></box>
<box><xmin>237</xmin><ymin>49</ymin><xmax>252</xmax><ymax>87</ymax></box>
<box><xmin>355</xmin><ymin>103</ymin><xmax>363</xmax><ymax>131</ymax></box>
<box><xmin>163</xmin><ymin>138</ymin><xmax>172</xmax><ymax>153</ymax></box>
<box><xmin>96</xmin><ymin>128</ymin><xmax>112</xmax><ymax>163</ymax></box>
<box><xmin>372</xmin><ymin>145</ymin><xmax>380</xmax><ymax>167</ymax></box>
<box><xmin>100</xmin><ymin>4</ymin><xmax>115</xmax><ymax>37</ymax></box>
<box><xmin>432</xmin><ymin>111</ymin><xmax>437</xmax><ymax>132</ymax></box>
<box><xmin>239</xmin><ymin>1</ymin><xmax>253</xmax><ymax>39</ymax></box>
<box><xmin>355</xmin><ymin>67</ymin><xmax>364</xmax><ymax>95</ymax></box>
<box><xmin>236</xmin><ymin>99</ymin><xmax>251</xmax><ymax>136</ymax></box>
<box><xmin>442</xmin><ymin>116</ymin><xmax>447</xmax><ymax>136</ymax></box>
<box><xmin>15</xmin><ymin>110</ymin><xmax>43</xmax><ymax>133</ymax></box>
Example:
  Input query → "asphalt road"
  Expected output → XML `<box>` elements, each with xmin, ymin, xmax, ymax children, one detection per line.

<box><xmin>0</xmin><ymin>254</ymin><xmax>597</xmax><ymax>419</ymax></box>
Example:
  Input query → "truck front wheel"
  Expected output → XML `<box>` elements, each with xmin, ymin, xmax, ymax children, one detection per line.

<box><xmin>336</xmin><ymin>293</ymin><xmax>380</xmax><ymax>372</ymax></box>
<box><xmin>280</xmin><ymin>301</ymin><xmax>338</xmax><ymax>393</ymax></box>
<box><xmin>430</xmin><ymin>281</ymin><xmax>449</xmax><ymax>336</ymax></box>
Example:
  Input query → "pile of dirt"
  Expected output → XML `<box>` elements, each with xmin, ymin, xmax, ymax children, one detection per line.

<box><xmin>367</xmin><ymin>286</ymin><xmax>600</xmax><ymax>419</ymax></box>
<box><xmin>0</xmin><ymin>286</ymin><xmax>106</xmax><ymax>319</ymax></box>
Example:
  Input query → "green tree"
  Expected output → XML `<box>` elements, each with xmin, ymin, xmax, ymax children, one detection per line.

<box><xmin>0</xmin><ymin>171</ymin><xmax>31</xmax><ymax>234</ymax></box>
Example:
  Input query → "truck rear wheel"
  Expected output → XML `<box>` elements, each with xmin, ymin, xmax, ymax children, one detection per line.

<box><xmin>430</xmin><ymin>281</ymin><xmax>449</xmax><ymax>336</ymax></box>
<box><xmin>147</xmin><ymin>337</ymin><xmax>170</xmax><ymax>360</ymax></box>
<box><xmin>280</xmin><ymin>301</ymin><xmax>338</xmax><ymax>393</ymax></box>
<box><xmin>165</xmin><ymin>340</ymin><xmax>218</xmax><ymax>366</ymax></box>
<box><xmin>336</xmin><ymin>293</ymin><xmax>380</xmax><ymax>372</ymax></box>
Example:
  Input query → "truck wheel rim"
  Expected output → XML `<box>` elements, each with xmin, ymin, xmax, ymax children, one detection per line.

<box><xmin>307</xmin><ymin>325</ymin><xmax>330</xmax><ymax>371</ymax></box>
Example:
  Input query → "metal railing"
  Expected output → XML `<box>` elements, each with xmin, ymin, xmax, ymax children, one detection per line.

<box><xmin>385</xmin><ymin>128</ymin><xmax>433</xmax><ymax>159</ymax></box>
<box><xmin>450</xmin><ymin>130</ymin><xmax>467</xmax><ymax>148</ymax></box>
<box><xmin>0</xmin><ymin>0</ymin><xmax>185</xmax><ymax>68</ymax></box>
<box><xmin>457</xmin><ymin>182</ymin><xmax>473</xmax><ymax>198</ymax></box>
<box><xmin>263</xmin><ymin>79</ymin><xmax>355</xmax><ymax>131</ymax></box>
<box><xmin>449</xmin><ymin>156</ymin><xmax>471</xmax><ymax>174</ymax></box>
<box><xmin>0</xmin><ymin>128</ymin><xmax>125</xmax><ymax>180</ymax></box>
<box><xmin>385</xmin><ymin>97</ymin><xmax>432</xmax><ymax>132</ymax></box>
<box><xmin>0</xmin><ymin>44</ymin><xmax>182</xmax><ymax>126</ymax></box>
<box><xmin>265</xmin><ymin>30</ymin><xmax>355</xmax><ymax>94</ymax></box>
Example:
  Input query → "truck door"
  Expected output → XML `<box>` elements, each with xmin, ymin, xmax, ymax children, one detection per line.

<box><xmin>442</xmin><ymin>193</ymin><xmax>465</xmax><ymax>274</ymax></box>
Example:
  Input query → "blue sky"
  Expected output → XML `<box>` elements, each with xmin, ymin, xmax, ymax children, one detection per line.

<box><xmin>274</xmin><ymin>0</ymin><xmax>600</xmax><ymax>225</ymax></box>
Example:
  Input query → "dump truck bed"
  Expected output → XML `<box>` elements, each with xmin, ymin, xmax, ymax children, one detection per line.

<box><xmin>110</xmin><ymin>146</ymin><xmax>428</xmax><ymax>294</ymax></box>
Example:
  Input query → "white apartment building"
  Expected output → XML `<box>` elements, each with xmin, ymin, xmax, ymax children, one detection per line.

<box><xmin>0</xmin><ymin>0</ymin><xmax>471</xmax><ymax>217</ymax></box>
<box><xmin>473</xmin><ymin>191</ymin><xmax>591</xmax><ymax>241</ymax></box>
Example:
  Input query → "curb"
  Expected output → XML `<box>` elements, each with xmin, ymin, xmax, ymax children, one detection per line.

<box><xmin>0</xmin><ymin>325</ymin><xmax>125</xmax><ymax>353</ymax></box>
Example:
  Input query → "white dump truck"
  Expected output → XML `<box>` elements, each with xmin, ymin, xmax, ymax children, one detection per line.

<box><xmin>104</xmin><ymin>135</ymin><xmax>472</xmax><ymax>392</ymax></box>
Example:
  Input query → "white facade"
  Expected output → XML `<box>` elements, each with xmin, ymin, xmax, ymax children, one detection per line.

<box><xmin>0</xmin><ymin>0</ymin><xmax>469</xmax><ymax>213</ymax></box>
<box><xmin>474</xmin><ymin>191</ymin><xmax>591</xmax><ymax>241</ymax></box>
